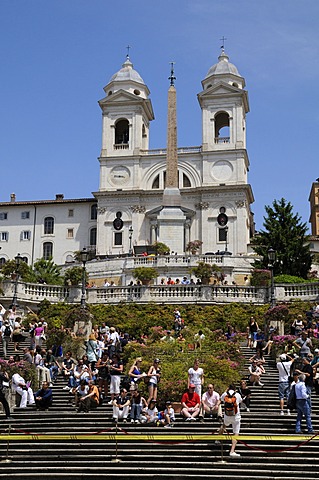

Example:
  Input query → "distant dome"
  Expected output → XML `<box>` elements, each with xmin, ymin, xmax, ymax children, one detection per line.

<box><xmin>109</xmin><ymin>57</ymin><xmax>145</xmax><ymax>85</ymax></box>
<box><xmin>205</xmin><ymin>50</ymin><xmax>241</xmax><ymax>78</ymax></box>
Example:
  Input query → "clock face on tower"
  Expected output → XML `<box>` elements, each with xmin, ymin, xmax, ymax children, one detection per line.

<box><xmin>109</xmin><ymin>166</ymin><xmax>130</xmax><ymax>186</ymax></box>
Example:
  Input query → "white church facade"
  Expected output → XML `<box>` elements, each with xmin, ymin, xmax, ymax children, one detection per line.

<box><xmin>95</xmin><ymin>50</ymin><xmax>254</xmax><ymax>258</ymax></box>
<box><xmin>0</xmin><ymin>50</ymin><xmax>255</xmax><ymax>283</ymax></box>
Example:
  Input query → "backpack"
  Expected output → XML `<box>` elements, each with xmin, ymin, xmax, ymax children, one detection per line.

<box><xmin>287</xmin><ymin>385</ymin><xmax>297</xmax><ymax>411</ymax></box>
<box><xmin>4</xmin><ymin>325</ymin><xmax>11</xmax><ymax>337</ymax></box>
<box><xmin>224</xmin><ymin>392</ymin><xmax>238</xmax><ymax>416</ymax></box>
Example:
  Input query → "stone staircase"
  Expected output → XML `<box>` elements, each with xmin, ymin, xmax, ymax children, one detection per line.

<box><xmin>0</xmin><ymin>339</ymin><xmax>319</xmax><ymax>478</ymax></box>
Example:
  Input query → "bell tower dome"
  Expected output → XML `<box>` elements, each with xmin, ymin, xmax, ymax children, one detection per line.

<box><xmin>198</xmin><ymin>50</ymin><xmax>249</xmax><ymax>151</ymax></box>
<box><xmin>98</xmin><ymin>55</ymin><xmax>154</xmax><ymax>157</ymax></box>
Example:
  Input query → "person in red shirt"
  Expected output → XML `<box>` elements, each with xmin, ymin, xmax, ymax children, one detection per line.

<box><xmin>181</xmin><ymin>384</ymin><xmax>200</xmax><ymax>421</ymax></box>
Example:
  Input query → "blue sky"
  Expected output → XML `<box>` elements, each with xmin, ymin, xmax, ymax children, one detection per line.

<box><xmin>1</xmin><ymin>0</ymin><xmax>318</xmax><ymax>231</ymax></box>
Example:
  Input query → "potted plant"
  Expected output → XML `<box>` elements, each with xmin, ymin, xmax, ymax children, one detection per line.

<box><xmin>186</xmin><ymin>240</ymin><xmax>203</xmax><ymax>255</ymax></box>
<box><xmin>152</xmin><ymin>242</ymin><xmax>170</xmax><ymax>255</ymax></box>
<box><xmin>190</xmin><ymin>262</ymin><xmax>221</xmax><ymax>285</ymax></box>
<box><xmin>133</xmin><ymin>267</ymin><xmax>158</xmax><ymax>285</ymax></box>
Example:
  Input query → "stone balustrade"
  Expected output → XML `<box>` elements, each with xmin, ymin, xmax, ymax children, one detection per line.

<box><xmin>1</xmin><ymin>280</ymin><xmax>318</xmax><ymax>308</ymax></box>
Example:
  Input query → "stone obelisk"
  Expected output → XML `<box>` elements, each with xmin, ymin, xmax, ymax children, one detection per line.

<box><xmin>158</xmin><ymin>63</ymin><xmax>186</xmax><ymax>254</ymax></box>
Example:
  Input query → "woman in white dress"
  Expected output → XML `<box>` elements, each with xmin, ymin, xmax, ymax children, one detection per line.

<box><xmin>188</xmin><ymin>359</ymin><xmax>204</xmax><ymax>397</ymax></box>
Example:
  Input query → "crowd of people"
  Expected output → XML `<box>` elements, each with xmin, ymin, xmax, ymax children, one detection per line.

<box><xmin>1</xmin><ymin>301</ymin><xmax>319</xmax><ymax>456</ymax></box>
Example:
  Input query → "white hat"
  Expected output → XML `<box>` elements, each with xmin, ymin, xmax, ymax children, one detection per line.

<box><xmin>279</xmin><ymin>354</ymin><xmax>286</xmax><ymax>361</ymax></box>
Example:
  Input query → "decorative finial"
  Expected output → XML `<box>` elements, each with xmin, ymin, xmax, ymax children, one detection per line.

<box><xmin>168</xmin><ymin>62</ymin><xmax>176</xmax><ymax>86</ymax></box>
<box><xmin>220</xmin><ymin>36</ymin><xmax>227</xmax><ymax>51</ymax></box>
<box><xmin>126</xmin><ymin>45</ymin><xmax>131</xmax><ymax>59</ymax></box>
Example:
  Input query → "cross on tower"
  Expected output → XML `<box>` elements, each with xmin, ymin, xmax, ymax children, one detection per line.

<box><xmin>168</xmin><ymin>61</ymin><xmax>176</xmax><ymax>86</ymax></box>
<box><xmin>126</xmin><ymin>45</ymin><xmax>131</xmax><ymax>59</ymax></box>
<box><xmin>220</xmin><ymin>36</ymin><xmax>227</xmax><ymax>50</ymax></box>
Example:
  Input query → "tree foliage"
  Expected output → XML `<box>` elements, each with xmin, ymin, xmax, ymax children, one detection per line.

<box><xmin>252</xmin><ymin>198</ymin><xmax>312</xmax><ymax>279</ymax></box>
<box><xmin>64</xmin><ymin>266</ymin><xmax>86</xmax><ymax>286</ymax></box>
<box><xmin>32</xmin><ymin>258</ymin><xmax>63</xmax><ymax>285</ymax></box>
<box><xmin>0</xmin><ymin>259</ymin><xmax>34</xmax><ymax>281</ymax></box>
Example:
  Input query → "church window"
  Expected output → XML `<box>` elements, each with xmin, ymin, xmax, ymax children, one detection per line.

<box><xmin>183</xmin><ymin>173</ymin><xmax>191</xmax><ymax>188</ymax></box>
<box><xmin>114</xmin><ymin>232</ymin><xmax>122</xmax><ymax>246</ymax></box>
<box><xmin>91</xmin><ymin>204</ymin><xmax>97</xmax><ymax>220</ymax></box>
<box><xmin>218</xmin><ymin>228</ymin><xmax>227</xmax><ymax>242</ymax></box>
<box><xmin>134</xmin><ymin>89</ymin><xmax>140</xmax><ymax>96</ymax></box>
<box><xmin>44</xmin><ymin>216</ymin><xmax>54</xmax><ymax>235</ymax></box>
<box><xmin>0</xmin><ymin>257</ymin><xmax>6</xmax><ymax>265</ymax></box>
<box><xmin>108</xmin><ymin>91</ymin><xmax>112</xmax><ymax>96</ymax></box>
<box><xmin>115</xmin><ymin>119</ymin><xmax>129</xmax><ymax>145</ymax></box>
<box><xmin>0</xmin><ymin>213</ymin><xmax>8</xmax><ymax>220</ymax></box>
<box><xmin>151</xmin><ymin>171</ymin><xmax>192</xmax><ymax>189</ymax></box>
<box><xmin>214</xmin><ymin>112</ymin><xmax>230</xmax><ymax>143</ymax></box>
<box><xmin>43</xmin><ymin>242</ymin><xmax>53</xmax><ymax>259</ymax></box>
<box><xmin>68</xmin><ymin>209</ymin><xmax>74</xmax><ymax>217</ymax></box>
<box><xmin>142</xmin><ymin>124</ymin><xmax>147</xmax><ymax>138</ymax></box>
<box><xmin>152</xmin><ymin>174</ymin><xmax>160</xmax><ymax>189</ymax></box>
<box><xmin>90</xmin><ymin>227</ymin><xmax>97</xmax><ymax>246</ymax></box>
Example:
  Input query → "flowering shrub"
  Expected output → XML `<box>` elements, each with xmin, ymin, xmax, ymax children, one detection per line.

<box><xmin>264</xmin><ymin>304</ymin><xmax>289</xmax><ymax>322</ymax></box>
<box><xmin>272</xmin><ymin>335</ymin><xmax>296</xmax><ymax>346</ymax></box>
<box><xmin>250</xmin><ymin>269</ymin><xmax>271</xmax><ymax>286</ymax></box>
<box><xmin>0</xmin><ymin>358</ymin><xmax>37</xmax><ymax>387</ymax></box>
<box><xmin>186</xmin><ymin>240</ymin><xmax>203</xmax><ymax>254</ymax></box>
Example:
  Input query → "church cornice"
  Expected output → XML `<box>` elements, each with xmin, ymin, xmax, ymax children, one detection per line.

<box><xmin>99</xmin><ymin>89</ymin><xmax>154</xmax><ymax>120</ymax></box>
<box><xmin>93</xmin><ymin>183</ymin><xmax>254</xmax><ymax>204</ymax></box>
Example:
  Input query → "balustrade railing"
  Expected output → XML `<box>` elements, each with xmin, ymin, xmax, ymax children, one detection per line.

<box><xmin>1</xmin><ymin>280</ymin><xmax>318</xmax><ymax>307</ymax></box>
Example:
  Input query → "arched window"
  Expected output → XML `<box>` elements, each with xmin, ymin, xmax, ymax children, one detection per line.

<box><xmin>214</xmin><ymin>112</ymin><xmax>230</xmax><ymax>144</ymax></box>
<box><xmin>0</xmin><ymin>257</ymin><xmax>6</xmax><ymax>265</ymax></box>
<box><xmin>115</xmin><ymin>119</ymin><xmax>129</xmax><ymax>145</ymax></box>
<box><xmin>43</xmin><ymin>242</ymin><xmax>53</xmax><ymax>259</ymax></box>
<box><xmin>44</xmin><ymin>216</ymin><xmax>54</xmax><ymax>235</ymax></box>
<box><xmin>152</xmin><ymin>174</ymin><xmax>160</xmax><ymax>189</ymax></box>
<box><xmin>90</xmin><ymin>227</ymin><xmax>97</xmax><ymax>246</ymax></box>
<box><xmin>183</xmin><ymin>173</ymin><xmax>191</xmax><ymax>188</ymax></box>
<box><xmin>151</xmin><ymin>171</ymin><xmax>192</xmax><ymax>189</ymax></box>
<box><xmin>91</xmin><ymin>204</ymin><xmax>97</xmax><ymax>220</ymax></box>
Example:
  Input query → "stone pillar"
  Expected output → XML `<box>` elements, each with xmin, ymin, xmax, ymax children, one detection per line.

<box><xmin>158</xmin><ymin>70</ymin><xmax>186</xmax><ymax>253</ymax></box>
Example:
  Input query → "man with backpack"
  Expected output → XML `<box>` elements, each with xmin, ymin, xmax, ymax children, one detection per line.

<box><xmin>276</xmin><ymin>353</ymin><xmax>297</xmax><ymax>416</ymax></box>
<box><xmin>221</xmin><ymin>385</ymin><xmax>242</xmax><ymax>457</ymax></box>
<box><xmin>0</xmin><ymin>320</ymin><xmax>12</xmax><ymax>358</ymax></box>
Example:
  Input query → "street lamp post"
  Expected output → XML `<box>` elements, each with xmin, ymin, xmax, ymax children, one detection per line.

<box><xmin>80</xmin><ymin>248</ymin><xmax>89</xmax><ymax>307</ymax></box>
<box><xmin>129</xmin><ymin>226</ymin><xmax>133</xmax><ymax>256</ymax></box>
<box><xmin>224</xmin><ymin>226</ymin><xmax>228</xmax><ymax>253</ymax></box>
<box><xmin>12</xmin><ymin>253</ymin><xmax>23</xmax><ymax>308</ymax></box>
<box><xmin>268</xmin><ymin>247</ymin><xmax>277</xmax><ymax>308</ymax></box>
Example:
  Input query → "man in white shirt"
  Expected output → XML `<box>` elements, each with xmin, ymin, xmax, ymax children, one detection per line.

<box><xmin>221</xmin><ymin>385</ymin><xmax>242</xmax><ymax>457</ymax></box>
<box><xmin>200</xmin><ymin>384</ymin><xmax>222</xmax><ymax>423</ymax></box>
<box><xmin>12</xmin><ymin>372</ymin><xmax>35</xmax><ymax>408</ymax></box>
<box><xmin>108</xmin><ymin>327</ymin><xmax>120</xmax><ymax>357</ymax></box>
<box><xmin>276</xmin><ymin>353</ymin><xmax>296</xmax><ymax>416</ymax></box>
